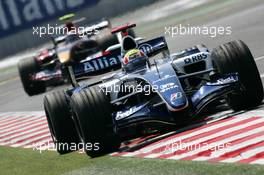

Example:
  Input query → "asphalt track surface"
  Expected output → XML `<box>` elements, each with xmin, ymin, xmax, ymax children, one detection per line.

<box><xmin>1</xmin><ymin>0</ymin><xmax>264</xmax><ymax>112</ymax></box>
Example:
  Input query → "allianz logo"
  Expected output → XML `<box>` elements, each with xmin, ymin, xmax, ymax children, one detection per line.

<box><xmin>84</xmin><ymin>55</ymin><xmax>122</xmax><ymax>72</ymax></box>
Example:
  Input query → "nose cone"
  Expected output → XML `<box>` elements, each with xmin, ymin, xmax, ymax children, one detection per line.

<box><xmin>163</xmin><ymin>91</ymin><xmax>188</xmax><ymax>111</ymax></box>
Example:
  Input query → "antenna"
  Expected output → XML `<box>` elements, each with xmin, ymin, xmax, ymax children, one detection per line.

<box><xmin>154</xmin><ymin>59</ymin><xmax>161</xmax><ymax>79</ymax></box>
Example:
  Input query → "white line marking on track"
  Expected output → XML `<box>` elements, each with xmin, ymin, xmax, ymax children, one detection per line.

<box><xmin>220</xmin><ymin>146</ymin><xmax>264</xmax><ymax>163</ymax></box>
<box><xmin>0</xmin><ymin>116</ymin><xmax>45</xmax><ymax>130</ymax></box>
<box><xmin>179</xmin><ymin>126</ymin><xmax>264</xmax><ymax>161</ymax></box>
<box><xmin>144</xmin><ymin>118</ymin><xmax>264</xmax><ymax>159</ymax></box>
<box><xmin>1</xmin><ymin>129</ymin><xmax>50</xmax><ymax>146</ymax></box>
<box><xmin>10</xmin><ymin>133</ymin><xmax>51</xmax><ymax>148</ymax></box>
<box><xmin>0</xmin><ymin>118</ymin><xmax>47</xmax><ymax>135</ymax></box>
<box><xmin>255</xmin><ymin>56</ymin><xmax>264</xmax><ymax>61</ymax></box>
<box><xmin>250</xmin><ymin>159</ymin><xmax>264</xmax><ymax>164</ymax></box>
<box><xmin>123</xmin><ymin>115</ymin><xmax>254</xmax><ymax>157</ymax></box>
<box><xmin>0</xmin><ymin>125</ymin><xmax>49</xmax><ymax>142</ymax></box>
<box><xmin>169</xmin><ymin>135</ymin><xmax>264</xmax><ymax>161</ymax></box>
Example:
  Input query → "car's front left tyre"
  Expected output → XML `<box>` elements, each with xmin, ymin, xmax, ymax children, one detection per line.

<box><xmin>44</xmin><ymin>90</ymin><xmax>80</xmax><ymax>154</ymax></box>
<box><xmin>71</xmin><ymin>86</ymin><xmax>121</xmax><ymax>157</ymax></box>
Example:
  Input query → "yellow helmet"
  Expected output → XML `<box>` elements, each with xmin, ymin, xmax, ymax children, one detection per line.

<box><xmin>122</xmin><ymin>49</ymin><xmax>148</xmax><ymax>72</ymax></box>
<box><xmin>123</xmin><ymin>49</ymin><xmax>146</xmax><ymax>65</ymax></box>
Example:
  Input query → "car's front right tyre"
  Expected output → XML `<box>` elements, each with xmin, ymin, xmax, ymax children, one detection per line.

<box><xmin>212</xmin><ymin>40</ymin><xmax>263</xmax><ymax>110</ymax></box>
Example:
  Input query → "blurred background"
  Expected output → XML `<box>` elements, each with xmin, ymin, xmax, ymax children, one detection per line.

<box><xmin>0</xmin><ymin>0</ymin><xmax>159</xmax><ymax>59</ymax></box>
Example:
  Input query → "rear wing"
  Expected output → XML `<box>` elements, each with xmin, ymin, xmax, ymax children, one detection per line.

<box><xmin>112</xmin><ymin>23</ymin><xmax>136</xmax><ymax>37</ymax></box>
<box><xmin>72</xmin><ymin>36</ymin><xmax>169</xmax><ymax>78</ymax></box>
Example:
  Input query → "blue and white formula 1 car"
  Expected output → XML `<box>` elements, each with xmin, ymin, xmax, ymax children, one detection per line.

<box><xmin>44</xmin><ymin>23</ymin><xmax>263</xmax><ymax>157</ymax></box>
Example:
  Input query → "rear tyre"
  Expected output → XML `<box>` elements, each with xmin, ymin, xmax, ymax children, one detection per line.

<box><xmin>71</xmin><ymin>86</ymin><xmax>121</xmax><ymax>157</ymax></box>
<box><xmin>18</xmin><ymin>58</ymin><xmax>46</xmax><ymax>96</ymax></box>
<box><xmin>211</xmin><ymin>40</ymin><xmax>263</xmax><ymax>110</ymax></box>
<box><xmin>44</xmin><ymin>91</ymin><xmax>80</xmax><ymax>154</ymax></box>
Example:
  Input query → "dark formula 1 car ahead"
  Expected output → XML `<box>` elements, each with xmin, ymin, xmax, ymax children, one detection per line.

<box><xmin>18</xmin><ymin>18</ymin><xmax>136</xmax><ymax>96</ymax></box>
<box><xmin>44</xmin><ymin>23</ymin><xmax>263</xmax><ymax>157</ymax></box>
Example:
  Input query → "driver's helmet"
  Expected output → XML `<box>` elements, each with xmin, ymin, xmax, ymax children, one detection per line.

<box><xmin>123</xmin><ymin>49</ymin><xmax>148</xmax><ymax>72</ymax></box>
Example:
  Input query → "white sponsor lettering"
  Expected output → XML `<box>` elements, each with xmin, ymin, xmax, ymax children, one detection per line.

<box><xmin>0</xmin><ymin>0</ymin><xmax>91</xmax><ymax>31</ymax></box>
<box><xmin>116</xmin><ymin>105</ymin><xmax>143</xmax><ymax>120</ymax></box>
<box><xmin>0</xmin><ymin>1</ymin><xmax>9</xmax><ymax>30</ymax></box>
<box><xmin>184</xmin><ymin>53</ymin><xmax>207</xmax><ymax>64</ymax></box>
<box><xmin>84</xmin><ymin>56</ymin><xmax>121</xmax><ymax>73</ymax></box>
<box><xmin>209</xmin><ymin>76</ymin><xmax>237</xmax><ymax>85</ymax></box>
<box><xmin>160</xmin><ymin>83</ymin><xmax>178</xmax><ymax>93</ymax></box>
<box><xmin>6</xmin><ymin>0</ymin><xmax>21</xmax><ymax>26</ymax></box>
<box><xmin>22</xmin><ymin>0</ymin><xmax>43</xmax><ymax>21</ymax></box>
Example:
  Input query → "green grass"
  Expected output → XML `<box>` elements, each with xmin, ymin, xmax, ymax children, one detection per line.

<box><xmin>1</xmin><ymin>146</ymin><xmax>264</xmax><ymax>175</ymax></box>
<box><xmin>0</xmin><ymin>146</ymin><xmax>89</xmax><ymax>175</ymax></box>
